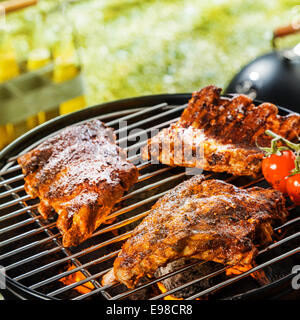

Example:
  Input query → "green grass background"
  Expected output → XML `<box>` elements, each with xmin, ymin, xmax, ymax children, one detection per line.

<box><xmin>7</xmin><ymin>0</ymin><xmax>300</xmax><ymax>106</ymax></box>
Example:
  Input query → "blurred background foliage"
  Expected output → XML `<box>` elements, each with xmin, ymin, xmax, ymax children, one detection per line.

<box><xmin>4</xmin><ymin>0</ymin><xmax>300</xmax><ymax>106</ymax></box>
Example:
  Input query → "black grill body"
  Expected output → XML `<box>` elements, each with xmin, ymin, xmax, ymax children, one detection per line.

<box><xmin>0</xmin><ymin>93</ymin><xmax>299</xmax><ymax>300</ymax></box>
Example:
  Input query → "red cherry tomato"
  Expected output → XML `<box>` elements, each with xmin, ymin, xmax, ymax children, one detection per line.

<box><xmin>286</xmin><ymin>174</ymin><xmax>300</xmax><ymax>205</ymax></box>
<box><xmin>262</xmin><ymin>150</ymin><xmax>296</xmax><ymax>194</ymax></box>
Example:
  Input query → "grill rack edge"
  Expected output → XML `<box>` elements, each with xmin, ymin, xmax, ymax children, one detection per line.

<box><xmin>0</xmin><ymin>94</ymin><xmax>299</xmax><ymax>300</ymax></box>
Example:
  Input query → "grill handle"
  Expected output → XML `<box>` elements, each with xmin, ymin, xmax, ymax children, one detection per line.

<box><xmin>272</xmin><ymin>21</ymin><xmax>300</xmax><ymax>49</ymax></box>
<box><xmin>0</xmin><ymin>0</ymin><xmax>38</xmax><ymax>14</ymax></box>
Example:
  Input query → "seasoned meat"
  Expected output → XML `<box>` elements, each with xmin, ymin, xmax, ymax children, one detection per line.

<box><xmin>142</xmin><ymin>85</ymin><xmax>300</xmax><ymax>176</ymax></box>
<box><xmin>102</xmin><ymin>175</ymin><xmax>288</xmax><ymax>288</ymax></box>
<box><xmin>18</xmin><ymin>120</ymin><xmax>139</xmax><ymax>247</ymax></box>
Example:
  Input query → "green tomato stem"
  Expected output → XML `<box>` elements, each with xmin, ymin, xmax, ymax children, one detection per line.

<box><xmin>265</xmin><ymin>130</ymin><xmax>300</xmax><ymax>152</ymax></box>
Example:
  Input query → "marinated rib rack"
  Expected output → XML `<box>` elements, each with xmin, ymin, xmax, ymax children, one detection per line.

<box><xmin>0</xmin><ymin>95</ymin><xmax>299</xmax><ymax>300</ymax></box>
<box><xmin>104</xmin><ymin>175</ymin><xmax>289</xmax><ymax>289</ymax></box>
<box><xmin>17</xmin><ymin>119</ymin><xmax>139</xmax><ymax>247</ymax></box>
<box><xmin>142</xmin><ymin>86</ymin><xmax>300</xmax><ymax>177</ymax></box>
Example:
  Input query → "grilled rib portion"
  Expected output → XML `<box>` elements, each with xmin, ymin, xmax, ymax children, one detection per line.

<box><xmin>18</xmin><ymin>119</ymin><xmax>139</xmax><ymax>247</ymax></box>
<box><xmin>103</xmin><ymin>175</ymin><xmax>288</xmax><ymax>288</ymax></box>
<box><xmin>142</xmin><ymin>85</ymin><xmax>300</xmax><ymax>176</ymax></box>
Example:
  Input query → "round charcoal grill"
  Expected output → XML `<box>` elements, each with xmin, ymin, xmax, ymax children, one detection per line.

<box><xmin>0</xmin><ymin>93</ymin><xmax>299</xmax><ymax>300</ymax></box>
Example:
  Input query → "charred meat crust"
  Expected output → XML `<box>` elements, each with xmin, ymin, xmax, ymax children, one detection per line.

<box><xmin>111</xmin><ymin>175</ymin><xmax>288</xmax><ymax>288</ymax></box>
<box><xmin>18</xmin><ymin>119</ymin><xmax>139</xmax><ymax>247</ymax></box>
<box><xmin>142</xmin><ymin>85</ymin><xmax>300</xmax><ymax>176</ymax></box>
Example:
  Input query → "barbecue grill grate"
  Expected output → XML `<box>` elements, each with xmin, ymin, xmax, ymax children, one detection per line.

<box><xmin>0</xmin><ymin>95</ymin><xmax>299</xmax><ymax>300</ymax></box>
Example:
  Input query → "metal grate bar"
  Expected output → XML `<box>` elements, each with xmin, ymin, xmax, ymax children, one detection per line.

<box><xmin>66</xmin><ymin>197</ymin><xmax>299</xmax><ymax>300</ymax></box>
<box><xmin>0</xmin><ymin>111</ymin><xmax>182</xmax><ymax>200</ymax></box>
<box><xmin>0</xmin><ymin>99</ymin><xmax>299</xmax><ymax>301</ymax></box>
<box><xmin>30</xmin><ymin>250</ymin><xmax>119</xmax><ymax>291</ymax></box>
<box><xmin>3</xmin><ymin>102</ymin><xmax>171</xmax><ymax>166</ymax></box>
<box><xmin>5</xmin><ymin>246</ymin><xmax>62</xmax><ymax>272</ymax></box>
<box><xmin>49</xmin><ymin>267</ymin><xmax>112</xmax><ymax>297</ymax></box>
<box><xmin>0</xmin><ymin>164</ymin><xmax>22</xmax><ymax>176</ymax></box>
<box><xmin>75</xmin><ymin>260</ymin><xmax>208</xmax><ymax>301</ymax></box>
<box><xmin>185</xmin><ymin>247</ymin><xmax>300</xmax><ymax>300</ymax></box>
<box><xmin>259</xmin><ymin>231</ymin><xmax>300</xmax><ymax>255</ymax></box>
<box><xmin>0</xmin><ymin>194</ymin><xmax>32</xmax><ymax>211</ymax></box>
<box><xmin>0</xmin><ymin>159</ymin><xmax>169</xmax><ymax>201</ymax></box>
<box><xmin>146</xmin><ymin>232</ymin><xmax>300</xmax><ymax>300</ymax></box>
<box><xmin>0</xmin><ymin>166</ymin><xmax>178</xmax><ymax>234</ymax></box>
<box><xmin>0</xmin><ymin>219</ymin><xmax>54</xmax><ymax>249</ymax></box>
<box><xmin>0</xmin><ymin>203</ymin><xmax>38</xmax><ymax>223</ymax></box>
<box><xmin>100</xmin><ymin>193</ymin><xmax>298</xmax><ymax>300</ymax></box>
<box><xmin>106</xmin><ymin>103</ymin><xmax>168</xmax><ymax>127</ymax></box>
<box><xmin>0</xmin><ymin>174</ymin><xmax>24</xmax><ymax>187</ymax></box>
<box><xmin>0</xmin><ymin>185</ymin><xmax>25</xmax><ymax>199</ymax></box>
<box><xmin>108</xmin><ymin>232</ymin><xmax>299</xmax><ymax>301</ymax></box>
<box><xmin>274</xmin><ymin>214</ymin><xmax>300</xmax><ymax>231</ymax></box>
<box><xmin>1</xmin><ymin>171</ymin><xmax>298</xmax><ymax>300</ymax></box>
<box><xmin>1</xmin><ymin>209</ymin><xmax>146</xmax><ymax>262</ymax></box>
<box><xmin>118</xmin><ymin>116</ymin><xmax>180</xmax><ymax>146</ymax></box>
<box><xmin>150</xmin><ymin>266</ymin><xmax>227</xmax><ymax>301</ymax></box>
<box><xmin>1</xmin><ymin>170</ymin><xmax>297</xmax><ymax>280</ymax></box>
<box><xmin>0</xmin><ymin>232</ymin><xmax>59</xmax><ymax>260</ymax></box>
<box><xmin>114</xmin><ymin>104</ymin><xmax>185</xmax><ymax>136</ymax></box>
<box><xmin>4</xmin><ymin>107</ymin><xmax>151</xmax><ymax>164</ymax></box>
<box><xmin>118</xmin><ymin>172</ymin><xmax>186</xmax><ymax>203</ymax></box>
<box><xmin>0</xmin><ymin>214</ymin><xmax>41</xmax><ymax>235</ymax></box>
<box><xmin>11</xmin><ymin>231</ymin><xmax>132</xmax><ymax>281</ymax></box>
